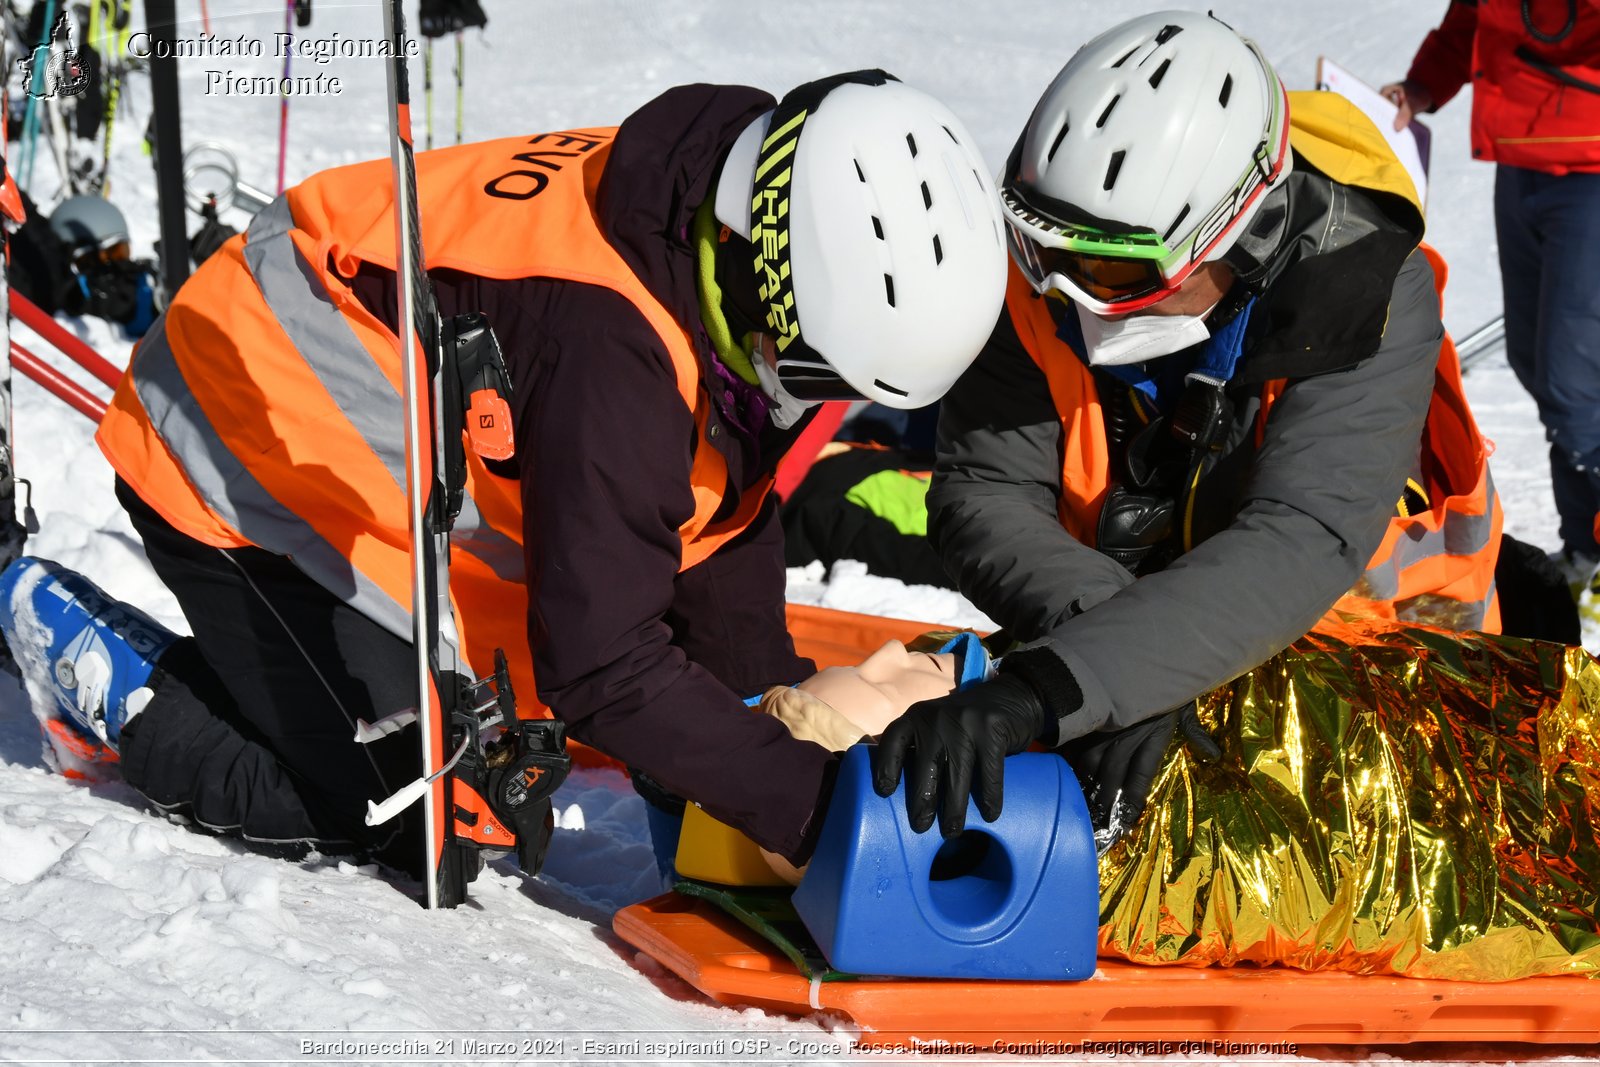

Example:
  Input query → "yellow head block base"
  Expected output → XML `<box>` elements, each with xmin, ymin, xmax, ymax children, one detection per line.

<box><xmin>674</xmin><ymin>803</ymin><xmax>789</xmax><ymax>887</ymax></box>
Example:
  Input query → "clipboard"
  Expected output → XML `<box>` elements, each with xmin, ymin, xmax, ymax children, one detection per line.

<box><xmin>1316</xmin><ymin>56</ymin><xmax>1432</xmax><ymax>209</ymax></box>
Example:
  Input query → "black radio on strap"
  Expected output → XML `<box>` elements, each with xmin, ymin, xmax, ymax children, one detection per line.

<box><xmin>1095</xmin><ymin>375</ymin><xmax>1234</xmax><ymax>574</ymax></box>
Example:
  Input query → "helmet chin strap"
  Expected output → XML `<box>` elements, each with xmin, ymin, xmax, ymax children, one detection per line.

<box><xmin>750</xmin><ymin>340</ymin><xmax>819</xmax><ymax>430</ymax></box>
<box><xmin>1221</xmin><ymin>179</ymin><xmax>1292</xmax><ymax>292</ymax></box>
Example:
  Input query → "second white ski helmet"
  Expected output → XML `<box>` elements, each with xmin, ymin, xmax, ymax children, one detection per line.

<box><xmin>1001</xmin><ymin>12</ymin><xmax>1292</xmax><ymax>314</ymax></box>
<box><xmin>715</xmin><ymin>71</ymin><xmax>1007</xmax><ymax>410</ymax></box>
<box><xmin>51</xmin><ymin>195</ymin><xmax>132</xmax><ymax>259</ymax></box>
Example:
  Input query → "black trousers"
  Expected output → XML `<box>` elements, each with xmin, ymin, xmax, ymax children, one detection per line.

<box><xmin>115</xmin><ymin>480</ymin><xmax>423</xmax><ymax>875</ymax></box>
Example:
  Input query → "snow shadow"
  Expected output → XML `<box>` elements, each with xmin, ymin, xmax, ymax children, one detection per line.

<box><xmin>0</xmin><ymin>673</ymin><xmax>47</xmax><ymax>770</ymax></box>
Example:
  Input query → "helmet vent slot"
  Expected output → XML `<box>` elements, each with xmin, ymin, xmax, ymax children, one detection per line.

<box><xmin>1219</xmin><ymin>74</ymin><xmax>1233</xmax><ymax>107</ymax></box>
<box><xmin>1103</xmin><ymin>150</ymin><xmax>1126</xmax><ymax>191</ymax></box>
<box><xmin>884</xmin><ymin>274</ymin><xmax>897</xmax><ymax>307</ymax></box>
<box><xmin>1112</xmin><ymin>45</ymin><xmax>1139</xmax><ymax>68</ymax></box>
<box><xmin>921</xmin><ymin>182</ymin><xmax>933</xmax><ymax>209</ymax></box>
<box><xmin>906</xmin><ymin>132</ymin><xmax>919</xmax><ymax>158</ymax></box>
<box><xmin>933</xmin><ymin>234</ymin><xmax>944</xmax><ymax>265</ymax></box>
<box><xmin>1148</xmin><ymin>58</ymin><xmax>1171</xmax><ymax>88</ymax></box>
<box><xmin>854</xmin><ymin>159</ymin><xmax>866</xmax><ymax>182</ymax></box>
<box><xmin>1154</xmin><ymin>23</ymin><xmax>1182</xmax><ymax>44</ymax></box>
<box><xmin>872</xmin><ymin>216</ymin><xmax>884</xmax><ymax>240</ymax></box>
<box><xmin>1047</xmin><ymin>120</ymin><xmax>1070</xmax><ymax>162</ymax></box>
<box><xmin>1163</xmin><ymin>203</ymin><xmax>1191</xmax><ymax>242</ymax></box>
<box><xmin>874</xmin><ymin>379</ymin><xmax>909</xmax><ymax>398</ymax></box>
<box><xmin>943</xmin><ymin>125</ymin><xmax>959</xmax><ymax>143</ymax></box>
<box><xmin>1096</xmin><ymin>96</ymin><xmax>1119</xmax><ymax>129</ymax></box>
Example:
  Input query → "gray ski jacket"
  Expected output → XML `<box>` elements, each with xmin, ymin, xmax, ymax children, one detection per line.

<box><xmin>929</xmin><ymin>158</ymin><xmax>1444</xmax><ymax>743</ymax></box>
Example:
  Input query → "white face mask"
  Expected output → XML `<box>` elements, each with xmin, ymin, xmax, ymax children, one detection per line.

<box><xmin>1075</xmin><ymin>300</ymin><xmax>1219</xmax><ymax>367</ymax></box>
<box><xmin>751</xmin><ymin>336</ymin><xmax>819</xmax><ymax>430</ymax></box>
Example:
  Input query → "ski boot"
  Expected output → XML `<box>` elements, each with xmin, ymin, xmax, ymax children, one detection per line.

<box><xmin>0</xmin><ymin>556</ymin><xmax>179</xmax><ymax>778</ymax></box>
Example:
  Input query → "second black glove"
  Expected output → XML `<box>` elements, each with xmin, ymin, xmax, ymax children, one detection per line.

<box><xmin>1063</xmin><ymin>702</ymin><xmax>1221</xmax><ymax>834</ymax></box>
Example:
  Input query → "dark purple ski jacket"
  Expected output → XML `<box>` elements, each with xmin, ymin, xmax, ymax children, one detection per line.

<box><xmin>350</xmin><ymin>84</ymin><xmax>837</xmax><ymax>863</ymax></box>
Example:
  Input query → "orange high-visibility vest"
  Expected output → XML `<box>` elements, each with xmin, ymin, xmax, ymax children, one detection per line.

<box><xmin>97</xmin><ymin>130</ymin><xmax>772</xmax><ymax>702</ymax></box>
<box><xmin>1005</xmin><ymin>94</ymin><xmax>1502</xmax><ymax>634</ymax></box>
<box><xmin>1007</xmin><ymin>252</ymin><xmax>1500</xmax><ymax>633</ymax></box>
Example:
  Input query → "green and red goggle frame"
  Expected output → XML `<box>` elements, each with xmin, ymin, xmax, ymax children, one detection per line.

<box><xmin>1002</xmin><ymin>82</ymin><xmax>1290</xmax><ymax>315</ymax></box>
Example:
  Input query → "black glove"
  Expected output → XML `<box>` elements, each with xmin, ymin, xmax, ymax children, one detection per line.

<box><xmin>871</xmin><ymin>673</ymin><xmax>1044</xmax><ymax>836</ymax></box>
<box><xmin>871</xmin><ymin>647</ymin><xmax>1082</xmax><ymax>837</ymax></box>
<box><xmin>1062</xmin><ymin>702</ymin><xmax>1221</xmax><ymax>833</ymax></box>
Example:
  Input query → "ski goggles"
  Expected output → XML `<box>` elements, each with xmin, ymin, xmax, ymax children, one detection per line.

<box><xmin>1002</xmin><ymin>71</ymin><xmax>1289</xmax><ymax>315</ymax></box>
<box><xmin>1003</xmin><ymin>211</ymin><xmax>1178</xmax><ymax>314</ymax></box>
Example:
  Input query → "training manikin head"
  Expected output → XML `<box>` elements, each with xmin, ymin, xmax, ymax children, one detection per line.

<box><xmin>798</xmin><ymin>640</ymin><xmax>956</xmax><ymax>736</ymax></box>
<box><xmin>755</xmin><ymin>639</ymin><xmax>959</xmax><ymax>884</ymax></box>
<box><xmin>714</xmin><ymin>71</ymin><xmax>1008</xmax><ymax>410</ymax></box>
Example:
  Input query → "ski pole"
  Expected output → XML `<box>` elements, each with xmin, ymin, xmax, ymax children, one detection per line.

<box><xmin>1456</xmin><ymin>314</ymin><xmax>1506</xmax><ymax>373</ymax></box>
<box><xmin>11</xmin><ymin>341</ymin><xmax>109</xmax><ymax>422</ymax></box>
<box><xmin>454</xmin><ymin>31</ymin><xmax>464</xmax><ymax>145</ymax></box>
<box><xmin>11</xmin><ymin>291</ymin><xmax>124</xmax><ymax>389</ymax></box>
<box><xmin>423</xmin><ymin>38</ymin><xmax>433</xmax><ymax>150</ymax></box>
<box><xmin>199</xmin><ymin>0</ymin><xmax>213</xmax><ymax>37</ymax></box>
<box><xmin>276</xmin><ymin>0</ymin><xmax>294</xmax><ymax>194</ymax></box>
<box><xmin>92</xmin><ymin>0</ymin><xmax>112</xmax><ymax>193</ymax></box>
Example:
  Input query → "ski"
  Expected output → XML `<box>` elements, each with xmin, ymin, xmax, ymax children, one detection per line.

<box><xmin>378</xmin><ymin>0</ymin><xmax>455</xmax><ymax>910</ymax></box>
<box><xmin>0</xmin><ymin>6</ymin><xmax>36</xmax><ymax>600</ymax></box>
<box><xmin>103</xmin><ymin>0</ymin><xmax>131</xmax><ymax>194</ymax></box>
<box><xmin>18</xmin><ymin>0</ymin><xmax>58</xmax><ymax>190</ymax></box>
<box><xmin>372</xmin><ymin>0</ymin><xmax>568</xmax><ymax>909</ymax></box>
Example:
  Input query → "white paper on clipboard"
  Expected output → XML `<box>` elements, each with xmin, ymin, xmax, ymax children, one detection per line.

<box><xmin>1315</xmin><ymin>56</ymin><xmax>1432</xmax><ymax>209</ymax></box>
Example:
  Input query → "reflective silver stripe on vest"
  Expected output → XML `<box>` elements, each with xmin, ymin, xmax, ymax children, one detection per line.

<box><xmin>1394</xmin><ymin>580</ymin><xmax>1496</xmax><ymax>630</ymax></box>
<box><xmin>454</xmin><ymin>492</ymin><xmax>524</xmax><ymax>583</ymax></box>
<box><xmin>1353</xmin><ymin>468</ymin><xmax>1498</xmax><ymax>625</ymax></box>
<box><xmin>244</xmin><ymin>198</ymin><xmax>409</xmax><ymax>491</ymax></box>
<box><xmin>132</xmin><ymin>198</ymin><xmax>526</xmax><ymax>653</ymax></box>
<box><xmin>131</xmin><ymin>322</ymin><xmax>414</xmax><ymax>641</ymax></box>
<box><xmin>244</xmin><ymin>197</ymin><xmax>524</xmax><ymax>585</ymax></box>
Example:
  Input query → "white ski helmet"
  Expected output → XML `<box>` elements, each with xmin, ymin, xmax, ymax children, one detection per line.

<box><xmin>50</xmin><ymin>195</ymin><xmax>131</xmax><ymax>260</ymax></box>
<box><xmin>1001</xmin><ymin>11</ymin><xmax>1291</xmax><ymax>314</ymax></box>
<box><xmin>714</xmin><ymin>71</ymin><xmax>1007</xmax><ymax>410</ymax></box>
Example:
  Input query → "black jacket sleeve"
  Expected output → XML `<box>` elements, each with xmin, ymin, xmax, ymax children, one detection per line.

<box><xmin>506</xmin><ymin>279</ymin><xmax>834</xmax><ymax>864</ymax></box>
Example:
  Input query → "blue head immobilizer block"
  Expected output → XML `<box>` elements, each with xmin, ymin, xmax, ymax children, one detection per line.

<box><xmin>792</xmin><ymin>745</ymin><xmax>1098</xmax><ymax>980</ymax></box>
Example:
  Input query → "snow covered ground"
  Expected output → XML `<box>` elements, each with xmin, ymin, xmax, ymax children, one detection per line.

<box><xmin>0</xmin><ymin>1</ymin><xmax>1594</xmax><ymax>1063</ymax></box>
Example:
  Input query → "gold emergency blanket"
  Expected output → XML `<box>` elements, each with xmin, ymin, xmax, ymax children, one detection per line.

<box><xmin>1098</xmin><ymin>625</ymin><xmax>1600</xmax><ymax>980</ymax></box>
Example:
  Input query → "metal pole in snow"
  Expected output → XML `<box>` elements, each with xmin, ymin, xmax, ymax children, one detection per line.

<box><xmin>145</xmin><ymin>0</ymin><xmax>189</xmax><ymax>298</ymax></box>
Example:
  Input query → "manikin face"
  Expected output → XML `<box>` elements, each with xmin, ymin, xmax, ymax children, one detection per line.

<box><xmin>755</xmin><ymin>639</ymin><xmax>961</xmax><ymax>886</ymax></box>
<box><xmin>797</xmin><ymin>640</ymin><xmax>958</xmax><ymax>737</ymax></box>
